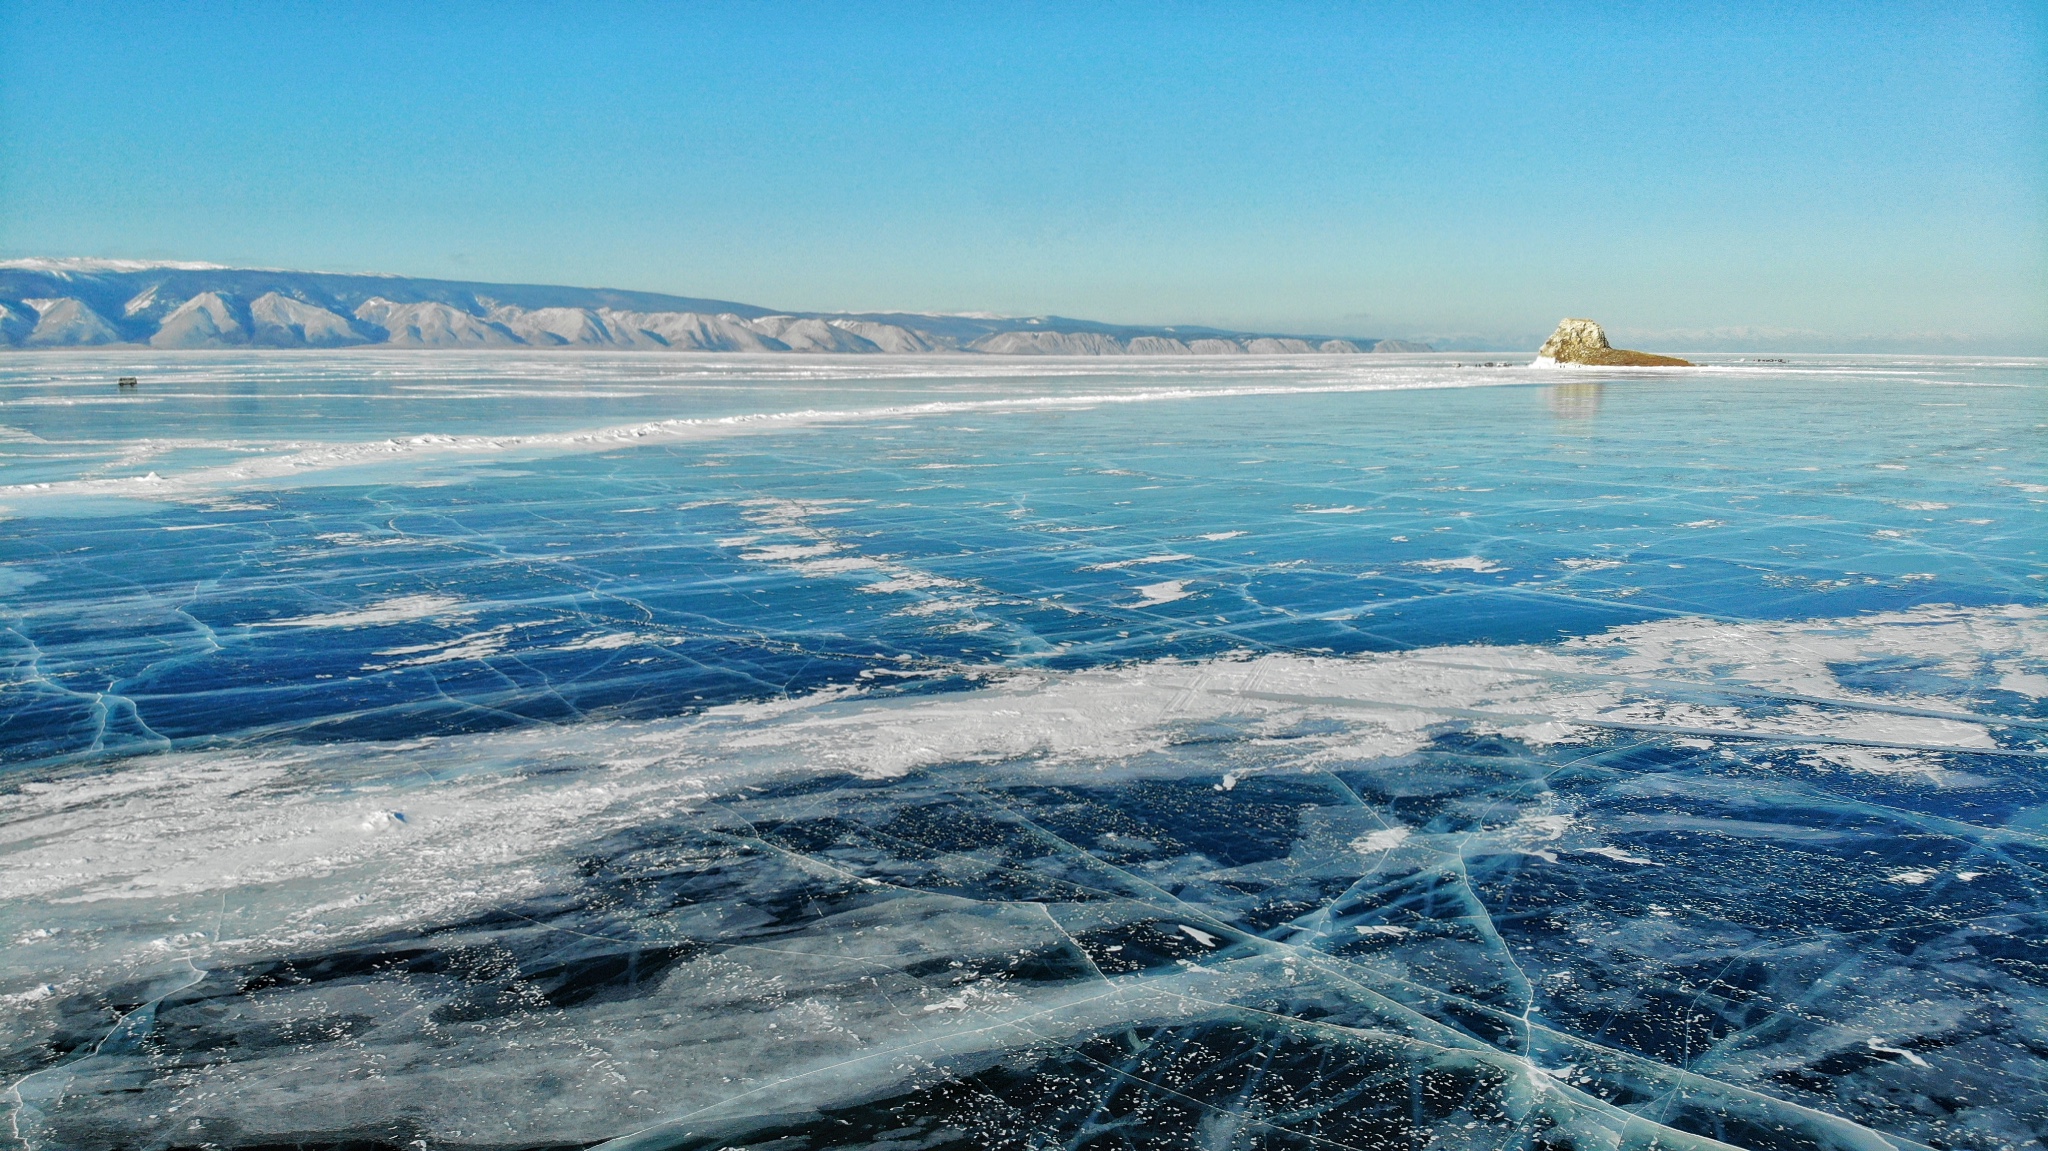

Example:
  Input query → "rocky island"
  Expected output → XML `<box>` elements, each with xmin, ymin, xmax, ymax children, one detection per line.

<box><xmin>1534</xmin><ymin>318</ymin><xmax>1690</xmax><ymax>366</ymax></box>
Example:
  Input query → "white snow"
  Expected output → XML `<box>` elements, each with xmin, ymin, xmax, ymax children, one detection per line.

<box><xmin>1350</xmin><ymin>827</ymin><xmax>1411</xmax><ymax>854</ymax></box>
<box><xmin>1133</xmin><ymin>580</ymin><xmax>1192</xmax><ymax>605</ymax></box>
<box><xmin>255</xmin><ymin>594</ymin><xmax>468</xmax><ymax>629</ymax></box>
<box><xmin>0</xmin><ymin>257</ymin><xmax>231</xmax><ymax>272</ymax></box>
<box><xmin>1408</xmin><ymin>556</ymin><xmax>1504</xmax><ymax>573</ymax></box>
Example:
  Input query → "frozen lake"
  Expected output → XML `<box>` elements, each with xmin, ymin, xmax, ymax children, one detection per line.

<box><xmin>2</xmin><ymin>351</ymin><xmax>2044</xmax><ymax>1150</ymax></box>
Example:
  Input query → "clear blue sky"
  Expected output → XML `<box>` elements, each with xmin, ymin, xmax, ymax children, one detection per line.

<box><xmin>3</xmin><ymin>2</ymin><xmax>2043</xmax><ymax>349</ymax></box>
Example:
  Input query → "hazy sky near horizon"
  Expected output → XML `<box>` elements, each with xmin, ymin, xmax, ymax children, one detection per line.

<box><xmin>3</xmin><ymin>2</ymin><xmax>2043</xmax><ymax>348</ymax></box>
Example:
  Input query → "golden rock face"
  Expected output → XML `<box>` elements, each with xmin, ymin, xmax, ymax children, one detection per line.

<box><xmin>1538</xmin><ymin>318</ymin><xmax>1690</xmax><ymax>366</ymax></box>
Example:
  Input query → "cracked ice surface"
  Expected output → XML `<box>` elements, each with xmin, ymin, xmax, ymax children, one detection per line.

<box><xmin>1</xmin><ymin>352</ymin><xmax>2045</xmax><ymax>1151</ymax></box>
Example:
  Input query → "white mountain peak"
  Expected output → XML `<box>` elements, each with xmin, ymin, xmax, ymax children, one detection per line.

<box><xmin>0</xmin><ymin>262</ymin><xmax>1394</xmax><ymax>353</ymax></box>
<box><xmin>0</xmin><ymin>257</ymin><xmax>232</xmax><ymax>273</ymax></box>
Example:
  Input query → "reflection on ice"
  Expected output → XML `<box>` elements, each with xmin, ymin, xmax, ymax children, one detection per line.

<box><xmin>1546</xmin><ymin>381</ymin><xmax>1605</xmax><ymax>421</ymax></box>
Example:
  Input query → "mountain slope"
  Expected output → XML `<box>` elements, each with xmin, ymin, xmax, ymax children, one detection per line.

<box><xmin>0</xmin><ymin>259</ymin><xmax>1415</xmax><ymax>354</ymax></box>
<box><xmin>22</xmin><ymin>297</ymin><xmax>122</xmax><ymax>346</ymax></box>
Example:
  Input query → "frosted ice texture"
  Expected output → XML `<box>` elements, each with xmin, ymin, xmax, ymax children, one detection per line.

<box><xmin>0</xmin><ymin>353</ymin><xmax>2043</xmax><ymax>1150</ymax></box>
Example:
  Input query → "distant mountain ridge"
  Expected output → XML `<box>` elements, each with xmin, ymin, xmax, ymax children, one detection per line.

<box><xmin>0</xmin><ymin>260</ymin><xmax>1419</xmax><ymax>355</ymax></box>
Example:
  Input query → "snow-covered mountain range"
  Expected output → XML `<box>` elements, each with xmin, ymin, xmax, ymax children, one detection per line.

<box><xmin>0</xmin><ymin>259</ymin><xmax>1419</xmax><ymax>354</ymax></box>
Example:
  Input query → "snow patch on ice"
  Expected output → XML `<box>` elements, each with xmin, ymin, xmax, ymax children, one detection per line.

<box><xmin>1408</xmin><ymin>556</ymin><xmax>1504</xmax><ymax>573</ymax></box>
<box><xmin>1350</xmin><ymin>827</ymin><xmax>1411</xmax><ymax>854</ymax></box>
<box><xmin>1578</xmin><ymin>845</ymin><xmax>1660</xmax><ymax>866</ymax></box>
<box><xmin>1133</xmin><ymin>580</ymin><xmax>1192</xmax><ymax>605</ymax></box>
<box><xmin>256</xmin><ymin>594</ymin><xmax>468</xmax><ymax>629</ymax></box>
<box><xmin>1082</xmin><ymin>554</ymin><xmax>1194</xmax><ymax>571</ymax></box>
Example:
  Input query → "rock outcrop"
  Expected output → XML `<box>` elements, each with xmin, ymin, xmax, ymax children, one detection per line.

<box><xmin>1536</xmin><ymin>318</ymin><xmax>1689</xmax><ymax>366</ymax></box>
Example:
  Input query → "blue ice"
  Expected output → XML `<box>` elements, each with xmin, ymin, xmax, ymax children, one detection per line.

<box><xmin>0</xmin><ymin>351</ymin><xmax>2042</xmax><ymax>1150</ymax></box>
